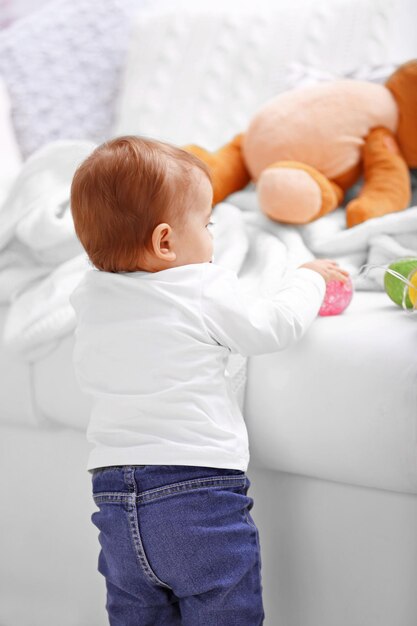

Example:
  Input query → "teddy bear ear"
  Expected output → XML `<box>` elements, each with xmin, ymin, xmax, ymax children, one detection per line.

<box><xmin>385</xmin><ymin>60</ymin><xmax>417</xmax><ymax>167</ymax></box>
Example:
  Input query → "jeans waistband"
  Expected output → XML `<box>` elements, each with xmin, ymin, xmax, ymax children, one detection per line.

<box><xmin>91</xmin><ymin>464</ymin><xmax>247</xmax><ymax>502</ymax></box>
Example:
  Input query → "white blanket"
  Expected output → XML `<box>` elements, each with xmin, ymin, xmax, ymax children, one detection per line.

<box><xmin>1</xmin><ymin>141</ymin><xmax>417</xmax><ymax>411</ymax></box>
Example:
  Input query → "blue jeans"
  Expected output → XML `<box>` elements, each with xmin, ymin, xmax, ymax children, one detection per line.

<box><xmin>91</xmin><ymin>464</ymin><xmax>265</xmax><ymax>625</ymax></box>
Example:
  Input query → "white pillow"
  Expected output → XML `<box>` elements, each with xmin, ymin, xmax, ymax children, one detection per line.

<box><xmin>0</xmin><ymin>76</ymin><xmax>21</xmax><ymax>208</ymax></box>
<box><xmin>0</xmin><ymin>0</ymin><xmax>141</xmax><ymax>159</ymax></box>
<box><xmin>282</xmin><ymin>61</ymin><xmax>399</xmax><ymax>92</ymax></box>
<box><xmin>114</xmin><ymin>2</ymin><xmax>315</xmax><ymax>150</ymax></box>
<box><xmin>114</xmin><ymin>0</ymin><xmax>393</xmax><ymax>150</ymax></box>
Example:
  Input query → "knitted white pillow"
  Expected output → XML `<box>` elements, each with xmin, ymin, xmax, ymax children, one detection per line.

<box><xmin>0</xmin><ymin>76</ymin><xmax>21</xmax><ymax>207</ymax></box>
<box><xmin>114</xmin><ymin>0</ymin><xmax>392</xmax><ymax>151</ymax></box>
<box><xmin>114</xmin><ymin>6</ymin><xmax>311</xmax><ymax>151</ymax></box>
<box><xmin>282</xmin><ymin>61</ymin><xmax>399</xmax><ymax>92</ymax></box>
<box><xmin>0</xmin><ymin>0</ymin><xmax>142</xmax><ymax>159</ymax></box>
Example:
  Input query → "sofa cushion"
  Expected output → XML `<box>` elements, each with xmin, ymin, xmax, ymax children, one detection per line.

<box><xmin>245</xmin><ymin>290</ymin><xmax>417</xmax><ymax>495</ymax></box>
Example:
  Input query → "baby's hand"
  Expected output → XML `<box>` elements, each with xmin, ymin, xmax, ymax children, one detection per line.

<box><xmin>299</xmin><ymin>259</ymin><xmax>350</xmax><ymax>284</ymax></box>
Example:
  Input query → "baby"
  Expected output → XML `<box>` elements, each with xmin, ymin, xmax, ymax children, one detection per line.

<box><xmin>69</xmin><ymin>135</ymin><xmax>349</xmax><ymax>626</ymax></box>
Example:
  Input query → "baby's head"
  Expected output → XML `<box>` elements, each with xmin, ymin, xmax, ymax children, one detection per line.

<box><xmin>70</xmin><ymin>135</ymin><xmax>213</xmax><ymax>273</ymax></box>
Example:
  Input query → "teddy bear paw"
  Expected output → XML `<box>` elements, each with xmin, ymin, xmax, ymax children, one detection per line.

<box><xmin>257</xmin><ymin>167</ymin><xmax>323</xmax><ymax>224</ymax></box>
<box><xmin>345</xmin><ymin>196</ymin><xmax>406</xmax><ymax>228</ymax></box>
<box><xmin>345</xmin><ymin>199</ymin><xmax>371</xmax><ymax>228</ymax></box>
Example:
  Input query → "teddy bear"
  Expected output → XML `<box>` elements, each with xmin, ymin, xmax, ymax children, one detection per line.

<box><xmin>184</xmin><ymin>60</ymin><xmax>417</xmax><ymax>229</ymax></box>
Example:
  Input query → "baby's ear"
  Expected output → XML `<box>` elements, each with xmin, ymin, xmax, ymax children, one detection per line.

<box><xmin>152</xmin><ymin>223</ymin><xmax>176</xmax><ymax>261</ymax></box>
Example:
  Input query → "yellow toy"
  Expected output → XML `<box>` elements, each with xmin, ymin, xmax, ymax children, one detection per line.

<box><xmin>408</xmin><ymin>269</ymin><xmax>417</xmax><ymax>308</ymax></box>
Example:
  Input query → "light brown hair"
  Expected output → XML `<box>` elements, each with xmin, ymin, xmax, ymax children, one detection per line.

<box><xmin>70</xmin><ymin>135</ymin><xmax>212</xmax><ymax>272</ymax></box>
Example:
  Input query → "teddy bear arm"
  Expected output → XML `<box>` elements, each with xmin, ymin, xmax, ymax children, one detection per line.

<box><xmin>182</xmin><ymin>133</ymin><xmax>251</xmax><ymax>205</ymax></box>
<box><xmin>385</xmin><ymin>59</ymin><xmax>417</xmax><ymax>167</ymax></box>
<box><xmin>345</xmin><ymin>126</ymin><xmax>411</xmax><ymax>228</ymax></box>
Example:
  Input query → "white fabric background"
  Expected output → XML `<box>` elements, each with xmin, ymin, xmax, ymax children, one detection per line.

<box><xmin>115</xmin><ymin>0</ymin><xmax>393</xmax><ymax>150</ymax></box>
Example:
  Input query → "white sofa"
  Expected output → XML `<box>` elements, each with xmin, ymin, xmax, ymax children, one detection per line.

<box><xmin>1</xmin><ymin>1</ymin><xmax>417</xmax><ymax>625</ymax></box>
<box><xmin>1</xmin><ymin>288</ymin><xmax>417</xmax><ymax>626</ymax></box>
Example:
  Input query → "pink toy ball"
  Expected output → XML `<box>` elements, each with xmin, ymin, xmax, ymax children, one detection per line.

<box><xmin>318</xmin><ymin>277</ymin><xmax>354</xmax><ymax>316</ymax></box>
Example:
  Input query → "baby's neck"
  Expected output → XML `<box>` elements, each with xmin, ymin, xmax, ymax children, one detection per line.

<box><xmin>135</xmin><ymin>255</ymin><xmax>178</xmax><ymax>274</ymax></box>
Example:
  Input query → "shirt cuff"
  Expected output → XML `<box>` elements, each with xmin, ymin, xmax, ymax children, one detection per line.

<box><xmin>293</xmin><ymin>267</ymin><xmax>327</xmax><ymax>297</ymax></box>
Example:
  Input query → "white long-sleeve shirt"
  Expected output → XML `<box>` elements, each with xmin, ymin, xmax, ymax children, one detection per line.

<box><xmin>69</xmin><ymin>261</ymin><xmax>326</xmax><ymax>472</ymax></box>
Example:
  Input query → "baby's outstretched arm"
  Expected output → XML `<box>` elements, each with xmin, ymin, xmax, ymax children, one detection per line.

<box><xmin>201</xmin><ymin>262</ymin><xmax>338</xmax><ymax>357</ymax></box>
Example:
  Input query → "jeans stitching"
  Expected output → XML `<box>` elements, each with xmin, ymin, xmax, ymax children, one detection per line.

<box><xmin>93</xmin><ymin>475</ymin><xmax>247</xmax><ymax>505</ymax></box>
<box><xmin>137</xmin><ymin>475</ymin><xmax>247</xmax><ymax>503</ymax></box>
<box><xmin>123</xmin><ymin>467</ymin><xmax>173</xmax><ymax>590</ymax></box>
<box><xmin>93</xmin><ymin>493</ymin><xmax>132</xmax><ymax>504</ymax></box>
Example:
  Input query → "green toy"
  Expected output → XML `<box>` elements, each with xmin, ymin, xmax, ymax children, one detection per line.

<box><xmin>358</xmin><ymin>258</ymin><xmax>417</xmax><ymax>312</ymax></box>
<box><xmin>384</xmin><ymin>258</ymin><xmax>417</xmax><ymax>309</ymax></box>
